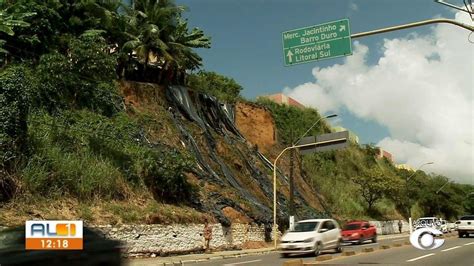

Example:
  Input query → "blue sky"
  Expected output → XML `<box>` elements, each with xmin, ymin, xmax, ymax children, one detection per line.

<box><xmin>176</xmin><ymin>0</ymin><xmax>458</xmax><ymax>145</ymax></box>
<box><xmin>174</xmin><ymin>0</ymin><xmax>473</xmax><ymax>183</ymax></box>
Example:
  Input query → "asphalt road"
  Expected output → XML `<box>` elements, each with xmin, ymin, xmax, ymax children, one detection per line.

<box><xmin>319</xmin><ymin>236</ymin><xmax>474</xmax><ymax>265</ymax></box>
<box><xmin>192</xmin><ymin>234</ymin><xmax>417</xmax><ymax>266</ymax></box>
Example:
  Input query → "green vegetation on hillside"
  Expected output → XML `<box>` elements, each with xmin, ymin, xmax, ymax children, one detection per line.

<box><xmin>187</xmin><ymin>71</ymin><xmax>243</xmax><ymax>103</ymax></box>
<box><xmin>0</xmin><ymin>0</ymin><xmax>208</xmax><ymax>223</ymax></box>
<box><xmin>255</xmin><ymin>100</ymin><xmax>473</xmax><ymax>221</ymax></box>
<box><xmin>0</xmin><ymin>0</ymin><xmax>471</xmax><ymax>226</ymax></box>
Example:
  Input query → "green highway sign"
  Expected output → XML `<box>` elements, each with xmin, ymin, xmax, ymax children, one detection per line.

<box><xmin>282</xmin><ymin>19</ymin><xmax>352</xmax><ymax>66</ymax></box>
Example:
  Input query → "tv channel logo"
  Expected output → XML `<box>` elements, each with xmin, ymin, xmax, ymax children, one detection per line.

<box><xmin>409</xmin><ymin>227</ymin><xmax>445</xmax><ymax>250</ymax></box>
<box><xmin>25</xmin><ymin>220</ymin><xmax>83</xmax><ymax>250</ymax></box>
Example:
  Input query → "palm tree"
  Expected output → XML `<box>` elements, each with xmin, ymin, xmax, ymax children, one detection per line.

<box><xmin>165</xmin><ymin>18</ymin><xmax>210</xmax><ymax>83</ymax></box>
<box><xmin>120</xmin><ymin>0</ymin><xmax>210</xmax><ymax>83</ymax></box>
<box><xmin>120</xmin><ymin>0</ymin><xmax>176</xmax><ymax>80</ymax></box>
<box><xmin>0</xmin><ymin>1</ymin><xmax>35</xmax><ymax>54</ymax></box>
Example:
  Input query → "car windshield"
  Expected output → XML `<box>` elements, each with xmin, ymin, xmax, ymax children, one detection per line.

<box><xmin>344</xmin><ymin>224</ymin><xmax>361</xmax><ymax>230</ymax></box>
<box><xmin>460</xmin><ymin>215</ymin><xmax>474</xmax><ymax>220</ymax></box>
<box><xmin>291</xmin><ymin>222</ymin><xmax>319</xmax><ymax>232</ymax></box>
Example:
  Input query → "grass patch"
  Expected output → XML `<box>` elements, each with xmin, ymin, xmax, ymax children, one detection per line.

<box><xmin>0</xmin><ymin>192</ymin><xmax>208</xmax><ymax>226</ymax></box>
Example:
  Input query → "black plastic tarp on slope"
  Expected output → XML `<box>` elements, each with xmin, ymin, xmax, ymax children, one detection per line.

<box><xmin>165</xmin><ymin>85</ymin><xmax>325</xmax><ymax>225</ymax></box>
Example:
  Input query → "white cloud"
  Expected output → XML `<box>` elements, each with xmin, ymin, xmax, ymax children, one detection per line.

<box><xmin>285</xmin><ymin>11</ymin><xmax>474</xmax><ymax>184</ymax></box>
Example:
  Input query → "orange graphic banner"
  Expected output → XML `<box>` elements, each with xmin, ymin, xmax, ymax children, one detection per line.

<box><xmin>25</xmin><ymin>238</ymin><xmax>83</xmax><ymax>250</ymax></box>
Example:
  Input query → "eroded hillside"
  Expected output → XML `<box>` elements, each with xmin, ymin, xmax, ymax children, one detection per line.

<box><xmin>122</xmin><ymin>82</ymin><xmax>326</xmax><ymax>226</ymax></box>
<box><xmin>0</xmin><ymin>81</ymin><xmax>326</xmax><ymax>227</ymax></box>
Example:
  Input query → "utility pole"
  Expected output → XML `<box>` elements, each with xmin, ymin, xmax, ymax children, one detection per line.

<box><xmin>273</xmin><ymin>137</ymin><xmax>347</xmax><ymax>249</ymax></box>
<box><xmin>405</xmin><ymin>162</ymin><xmax>434</xmax><ymax>233</ymax></box>
<box><xmin>289</xmin><ymin>129</ymin><xmax>295</xmax><ymax>226</ymax></box>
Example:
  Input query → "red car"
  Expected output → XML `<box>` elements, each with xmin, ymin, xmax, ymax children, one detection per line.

<box><xmin>341</xmin><ymin>221</ymin><xmax>377</xmax><ymax>244</ymax></box>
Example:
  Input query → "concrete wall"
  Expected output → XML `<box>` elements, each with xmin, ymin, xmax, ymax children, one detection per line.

<box><xmin>93</xmin><ymin>223</ymin><xmax>275</xmax><ymax>256</ymax></box>
<box><xmin>369</xmin><ymin>220</ymin><xmax>410</xmax><ymax>234</ymax></box>
<box><xmin>92</xmin><ymin>220</ymin><xmax>408</xmax><ymax>256</ymax></box>
<box><xmin>0</xmin><ymin>220</ymin><xmax>408</xmax><ymax>257</ymax></box>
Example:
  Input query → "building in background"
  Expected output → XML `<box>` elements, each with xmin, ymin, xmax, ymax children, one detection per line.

<box><xmin>376</xmin><ymin>148</ymin><xmax>393</xmax><ymax>162</ymax></box>
<box><xmin>258</xmin><ymin>93</ymin><xmax>304</xmax><ymax>108</ymax></box>
<box><xmin>395</xmin><ymin>164</ymin><xmax>415</xmax><ymax>171</ymax></box>
<box><xmin>332</xmin><ymin>126</ymin><xmax>359</xmax><ymax>144</ymax></box>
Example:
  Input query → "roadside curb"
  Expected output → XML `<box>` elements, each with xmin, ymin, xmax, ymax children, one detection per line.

<box><xmin>315</xmin><ymin>255</ymin><xmax>332</xmax><ymax>261</ymax></box>
<box><xmin>362</xmin><ymin>247</ymin><xmax>375</xmax><ymax>252</ymax></box>
<box><xmin>283</xmin><ymin>259</ymin><xmax>303</xmax><ymax>266</ymax></box>
<box><xmin>134</xmin><ymin>248</ymin><xmax>277</xmax><ymax>265</ymax></box>
<box><xmin>341</xmin><ymin>250</ymin><xmax>357</xmax><ymax>256</ymax></box>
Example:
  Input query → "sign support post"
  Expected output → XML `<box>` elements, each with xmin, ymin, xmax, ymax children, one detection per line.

<box><xmin>272</xmin><ymin>137</ymin><xmax>348</xmax><ymax>249</ymax></box>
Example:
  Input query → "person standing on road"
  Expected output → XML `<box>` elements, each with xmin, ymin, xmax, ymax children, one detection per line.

<box><xmin>398</xmin><ymin>220</ymin><xmax>403</xmax><ymax>234</ymax></box>
<box><xmin>204</xmin><ymin>219</ymin><xmax>213</xmax><ymax>253</ymax></box>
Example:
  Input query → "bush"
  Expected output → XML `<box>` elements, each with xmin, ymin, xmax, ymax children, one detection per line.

<box><xmin>256</xmin><ymin>98</ymin><xmax>331</xmax><ymax>145</ymax></box>
<box><xmin>187</xmin><ymin>71</ymin><xmax>243</xmax><ymax>103</ymax></box>
<box><xmin>31</xmin><ymin>32</ymin><xmax>122</xmax><ymax>116</ymax></box>
<box><xmin>140</xmin><ymin>148</ymin><xmax>196</xmax><ymax>204</ymax></box>
<box><xmin>23</xmin><ymin>111</ymin><xmax>134</xmax><ymax>199</ymax></box>
<box><xmin>21</xmin><ymin>110</ymin><xmax>197</xmax><ymax>203</ymax></box>
<box><xmin>0</xmin><ymin>65</ymin><xmax>31</xmax><ymax>172</ymax></box>
<box><xmin>22</xmin><ymin>147</ymin><xmax>127</xmax><ymax>199</ymax></box>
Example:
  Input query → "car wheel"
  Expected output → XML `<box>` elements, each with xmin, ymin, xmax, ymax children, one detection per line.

<box><xmin>357</xmin><ymin>238</ymin><xmax>363</xmax><ymax>245</ymax></box>
<box><xmin>458</xmin><ymin>232</ymin><xmax>464</xmax><ymax>238</ymax></box>
<box><xmin>280</xmin><ymin>253</ymin><xmax>289</xmax><ymax>258</ymax></box>
<box><xmin>372</xmin><ymin>235</ymin><xmax>377</xmax><ymax>243</ymax></box>
<box><xmin>335</xmin><ymin>240</ymin><xmax>343</xmax><ymax>253</ymax></box>
<box><xmin>314</xmin><ymin>242</ymin><xmax>322</xmax><ymax>256</ymax></box>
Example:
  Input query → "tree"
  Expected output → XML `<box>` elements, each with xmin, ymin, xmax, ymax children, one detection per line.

<box><xmin>414</xmin><ymin>175</ymin><xmax>470</xmax><ymax>220</ymax></box>
<box><xmin>120</xmin><ymin>0</ymin><xmax>181</xmax><ymax>80</ymax></box>
<box><xmin>352</xmin><ymin>167</ymin><xmax>398</xmax><ymax>212</ymax></box>
<box><xmin>165</xmin><ymin>18</ymin><xmax>210</xmax><ymax>83</ymax></box>
<box><xmin>0</xmin><ymin>0</ymin><xmax>124</xmax><ymax>62</ymax></box>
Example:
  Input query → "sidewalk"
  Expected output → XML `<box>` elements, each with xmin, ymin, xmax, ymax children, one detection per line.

<box><xmin>127</xmin><ymin>247</ymin><xmax>275</xmax><ymax>266</ymax></box>
<box><xmin>126</xmin><ymin>233</ymin><xmax>410</xmax><ymax>266</ymax></box>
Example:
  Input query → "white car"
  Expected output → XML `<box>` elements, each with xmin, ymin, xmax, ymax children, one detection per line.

<box><xmin>447</xmin><ymin>222</ymin><xmax>457</xmax><ymax>231</ymax></box>
<box><xmin>456</xmin><ymin>215</ymin><xmax>474</xmax><ymax>238</ymax></box>
<box><xmin>279</xmin><ymin>219</ymin><xmax>342</xmax><ymax>257</ymax></box>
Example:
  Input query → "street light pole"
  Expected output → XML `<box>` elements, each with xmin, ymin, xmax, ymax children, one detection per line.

<box><xmin>406</xmin><ymin>162</ymin><xmax>434</xmax><ymax>182</ymax></box>
<box><xmin>406</xmin><ymin>162</ymin><xmax>434</xmax><ymax>233</ymax></box>
<box><xmin>288</xmin><ymin>114</ymin><xmax>337</xmax><ymax>231</ymax></box>
<box><xmin>436</xmin><ymin>179</ymin><xmax>450</xmax><ymax>194</ymax></box>
<box><xmin>272</xmin><ymin>138</ymin><xmax>345</xmax><ymax>249</ymax></box>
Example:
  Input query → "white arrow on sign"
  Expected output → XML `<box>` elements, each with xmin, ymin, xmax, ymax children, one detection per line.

<box><xmin>339</xmin><ymin>25</ymin><xmax>346</xmax><ymax>32</ymax></box>
<box><xmin>287</xmin><ymin>50</ymin><xmax>294</xmax><ymax>63</ymax></box>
